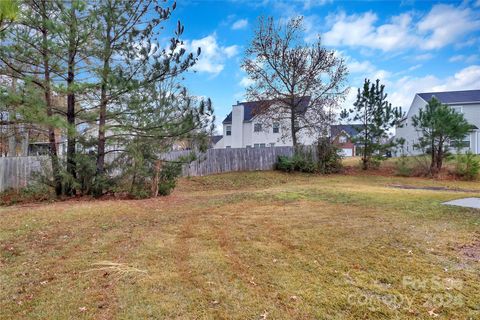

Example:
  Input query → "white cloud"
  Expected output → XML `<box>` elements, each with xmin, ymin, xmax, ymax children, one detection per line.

<box><xmin>231</xmin><ymin>19</ymin><xmax>248</xmax><ymax>30</ymax></box>
<box><xmin>303</xmin><ymin>0</ymin><xmax>332</xmax><ymax>10</ymax></box>
<box><xmin>407</xmin><ymin>64</ymin><xmax>422</xmax><ymax>71</ymax></box>
<box><xmin>184</xmin><ymin>34</ymin><xmax>239</xmax><ymax>75</ymax></box>
<box><xmin>455</xmin><ymin>36</ymin><xmax>479</xmax><ymax>48</ymax></box>
<box><xmin>417</xmin><ymin>4</ymin><xmax>480</xmax><ymax>50</ymax></box>
<box><xmin>449</xmin><ymin>55</ymin><xmax>465</xmax><ymax>62</ymax></box>
<box><xmin>239</xmin><ymin>76</ymin><xmax>254</xmax><ymax>87</ymax></box>
<box><xmin>413</xmin><ymin>53</ymin><xmax>434</xmax><ymax>61</ymax></box>
<box><xmin>449</xmin><ymin>54</ymin><xmax>479</xmax><ymax>63</ymax></box>
<box><xmin>344</xmin><ymin>56</ymin><xmax>391</xmax><ymax>83</ymax></box>
<box><xmin>323</xmin><ymin>11</ymin><xmax>418</xmax><ymax>51</ymax></box>
<box><xmin>322</xmin><ymin>4</ymin><xmax>480</xmax><ymax>52</ymax></box>
<box><xmin>340</xmin><ymin>87</ymin><xmax>359</xmax><ymax>110</ymax></box>
<box><xmin>347</xmin><ymin>59</ymin><xmax>375</xmax><ymax>74</ymax></box>
<box><xmin>432</xmin><ymin>65</ymin><xmax>480</xmax><ymax>91</ymax></box>
<box><xmin>372</xmin><ymin>69</ymin><xmax>391</xmax><ymax>83</ymax></box>
<box><xmin>342</xmin><ymin>64</ymin><xmax>480</xmax><ymax>112</ymax></box>
<box><xmin>224</xmin><ymin>45</ymin><xmax>239</xmax><ymax>58</ymax></box>
<box><xmin>387</xmin><ymin>65</ymin><xmax>480</xmax><ymax>110</ymax></box>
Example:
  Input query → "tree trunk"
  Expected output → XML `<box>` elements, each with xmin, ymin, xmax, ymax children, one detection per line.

<box><xmin>290</xmin><ymin>105</ymin><xmax>297</xmax><ymax>149</ymax></box>
<box><xmin>65</xmin><ymin>4</ymin><xmax>77</xmax><ymax>196</ymax></box>
<box><xmin>362</xmin><ymin>125</ymin><xmax>368</xmax><ymax>170</ymax></box>
<box><xmin>151</xmin><ymin>160</ymin><xmax>163</xmax><ymax>197</ymax></box>
<box><xmin>41</xmin><ymin>0</ymin><xmax>62</xmax><ymax>196</ymax></box>
<box><xmin>94</xmin><ymin>13</ymin><xmax>112</xmax><ymax>196</ymax></box>
<box><xmin>436</xmin><ymin>140</ymin><xmax>444</xmax><ymax>172</ymax></box>
<box><xmin>430</xmin><ymin>138</ymin><xmax>436</xmax><ymax>175</ymax></box>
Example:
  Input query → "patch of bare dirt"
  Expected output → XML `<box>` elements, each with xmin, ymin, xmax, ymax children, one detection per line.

<box><xmin>341</xmin><ymin>165</ymin><xmax>396</xmax><ymax>177</ymax></box>
<box><xmin>459</xmin><ymin>239</ymin><xmax>480</xmax><ymax>262</ymax></box>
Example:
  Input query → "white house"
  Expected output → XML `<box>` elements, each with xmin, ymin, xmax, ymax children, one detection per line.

<box><xmin>395</xmin><ymin>89</ymin><xmax>480</xmax><ymax>155</ymax></box>
<box><xmin>214</xmin><ymin>99</ymin><xmax>318</xmax><ymax>149</ymax></box>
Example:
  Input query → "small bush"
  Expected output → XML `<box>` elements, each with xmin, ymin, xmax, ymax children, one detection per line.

<box><xmin>275</xmin><ymin>155</ymin><xmax>295</xmax><ymax>172</ymax></box>
<box><xmin>394</xmin><ymin>155</ymin><xmax>413</xmax><ymax>177</ymax></box>
<box><xmin>275</xmin><ymin>150</ymin><xmax>316</xmax><ymax>173</ymax></box>
<box><xmin>129</xmin><ymin>182</ymin><xmax>152</xmax><ymax>199</ymax></box>
<box><xmin>0</xmin><ymin>183</ymin><xmax>53</xmax><ymax>206</ymax></box>
<box><xmin>317</xmin><ymin>138</ymin><xmax>343</xmax><ymax>174</ymax></box>
<box><xmin>454</xmin><ymin>151</ymin><xmax>479</xmax><ymax>180</ymax></box>
<box><xmin>158</xmin><ymin>162</ymin><xmax>183</xmax><ymax>196</ymax></box>
<box><xmin>292</xmin><ymin>152</ymin><xmax>316</xmax><ymax>173</ymax></box>
<box><xmin>75</xmin><ymin>152</ymin><xmax>98</xmax><ymax>195</ymax></box>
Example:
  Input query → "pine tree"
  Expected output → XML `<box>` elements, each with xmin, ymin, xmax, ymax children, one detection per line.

<box><xmin>341</xmin><ymin>79</ymin><xmax>404</xmax><ymax>170</ymax></box>
<box><xmin>91</xmin><ymin>0</ymin><xmax>199</xmax><ymax>195</ymax></box>
<box><xmin>0</xmin><ymin>0</ymin><xmax>211</xmax><ymax>198</ymax></box>
<box><xmin>0</xmin><ymin>0</ymin><xmax>66</xmax><ymax>195</ymax></box>
<box><xmin>412</xmin><ymin>97</ymin><xmax>472</xmax><ymax>175</ymax></box>
<box><xmin>112</xmin><ymin>80</ymin><xmax>214</xmax><ymax>197</ymax></box>
<box><xmin>55</xmin><ymin>0</ymin><xmax>95</xmax><ymax>195</ymax></box>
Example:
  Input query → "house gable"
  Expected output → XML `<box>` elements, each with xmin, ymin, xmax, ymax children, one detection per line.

<box><xmin>222</xmin><ymin>97</ymin><xmax>311</xmax><ymax>124</ymax></box>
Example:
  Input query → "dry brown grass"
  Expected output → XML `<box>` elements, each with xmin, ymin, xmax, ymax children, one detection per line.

<box><xmin>0</xmin><ymin>171</ymin><xmax>479</xmax><ymax>319</ymax></box>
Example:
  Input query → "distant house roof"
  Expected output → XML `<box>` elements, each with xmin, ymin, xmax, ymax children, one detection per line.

<box><xmin>330</xmin><ymin>124</ymin><xmax>363</xmax><ymax>138</ymax></box>
<box><xmin>210</xmin><ymin>135</ymin><xmax>223</xmax><ymax>145</ymax></box>
<box><xmin>222</xmin><ymin>97</ymin><xmax>310</xmax><ymax>124</ymax></box>
<box><xmin>418</xmin><ymin>89</ymin><xmax>480</xmax><ymax>105</ymax></box>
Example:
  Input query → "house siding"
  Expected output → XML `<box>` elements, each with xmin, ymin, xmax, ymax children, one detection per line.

<box><xmin>395</xmin><ymin>94</ymin><xmax>480</xmax><ymax>155</ymax></box>
<box><xmin>215</xmin><ymin>102</ymin><xmax>319</xmax><ymax>148</ymax></box>
<box><xmin>331</xmin><ymin>130</ymin><xmax>357</xmax><ymax>157</ymax></box>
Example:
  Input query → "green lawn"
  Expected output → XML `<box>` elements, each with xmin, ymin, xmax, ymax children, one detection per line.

<box><xmin>0</xmin><ymin>172</ymin><xmax>479</xmax><ymax>319</ymax></box>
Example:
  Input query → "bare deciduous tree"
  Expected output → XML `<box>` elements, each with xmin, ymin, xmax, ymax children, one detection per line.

<box><xmin>242</xmin><ymin>16</ymin><xmax>348</xmax><ymax>147</ymax></box>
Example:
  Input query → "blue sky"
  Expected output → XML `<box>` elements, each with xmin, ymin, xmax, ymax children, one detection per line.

<box><xmin>164</xmin><ymin>0</ymin><xmax>480</xmax><ymax>130</ymax></box>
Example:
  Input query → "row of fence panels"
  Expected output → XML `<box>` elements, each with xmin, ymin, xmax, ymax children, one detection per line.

<box><xmin>0</xmin><ymin>146</ymin><xmax>317</xmax><ymax>191</ymax></box>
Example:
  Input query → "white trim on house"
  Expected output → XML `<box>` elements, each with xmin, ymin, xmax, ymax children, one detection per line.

<box><xmin>476</xmin><ymin>130</ymin><xmax>480</xmax><ymax>154</ymax></box>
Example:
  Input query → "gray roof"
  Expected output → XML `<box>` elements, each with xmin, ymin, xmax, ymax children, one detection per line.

<box><xmin>210</xmin><ymin>135</ymin><xmax>223</xmax><ymax>145</ymax></box>
<box><xmin>222</xmin><ymin>97</ymin><xmax>310</xmax><ymax>124</ymax></box>
<box><xmin>418</xmin><ymin>89</ymin><xmax>480</xmax><ymax>105</ymax></box>
<box><xmin>330</xmin><ymin>124</ymin><xmax>363</xmax><ymax>137</ymax></box>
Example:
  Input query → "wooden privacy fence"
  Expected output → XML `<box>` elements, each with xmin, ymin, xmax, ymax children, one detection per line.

<box><xmin>161</xmin><ymin>146</ymin><xmax>315</xmax><ymax>177</ymax></box>
<box><xmin>0</xmin><ymin>156</ymin><xmax>48</xmax><ymax>192</ymax></box>
<box><xmin>0</xmin><ymin>146</ymin><xmax>317</xmax><ymax>191</ymax></box>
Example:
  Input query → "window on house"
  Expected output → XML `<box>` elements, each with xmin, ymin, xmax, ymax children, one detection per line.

<box><xmin>273</xmin><ymin>123</ymin><xmax>279</xmax><ymax>133</ymax></box>
<box><xmin>339</xmin><ymin>136</ymin><xmax>347</xmax><ymax>143</ymax></box>
<box><xmin>451</xmin><ymin>106</ymin><xmax>463</xmax><ymax>114</ymax></box>
<box><xmin>260</xmin><ymin>143</ymin><xmax>266</xmax><ymax>148</ymax></box>
<box><xmin>270</xmin><ymin>143</ymin><xmax>275</xmax><ymax>147</ymax></box>
<box><xmin>452</xmin><ymin>134</ymin><xmax>470</xmax><ymax>149</ymax></box>
<box><xmin>226</xmin><ymin>125</ymin><xmax>231</xmax><ymax>136</ymax></box>
<box><xmin>226</xmin><ymin>146</ymin><xmax>231</xmax><ymax>149</ymax></box>
<box><xmin>246</xmin><ymin>145</ymin><xmax>251</xmax><ymax>148</ymax></box>
<box><xmin>254</xmin><ymin>123</ymin><xmax>262</xmax><ymax>132</ymax></box>
<box><xmin>254</xmin><ymin>144</ymin><xmax>260</xmax><ymax>148</ymax></box>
